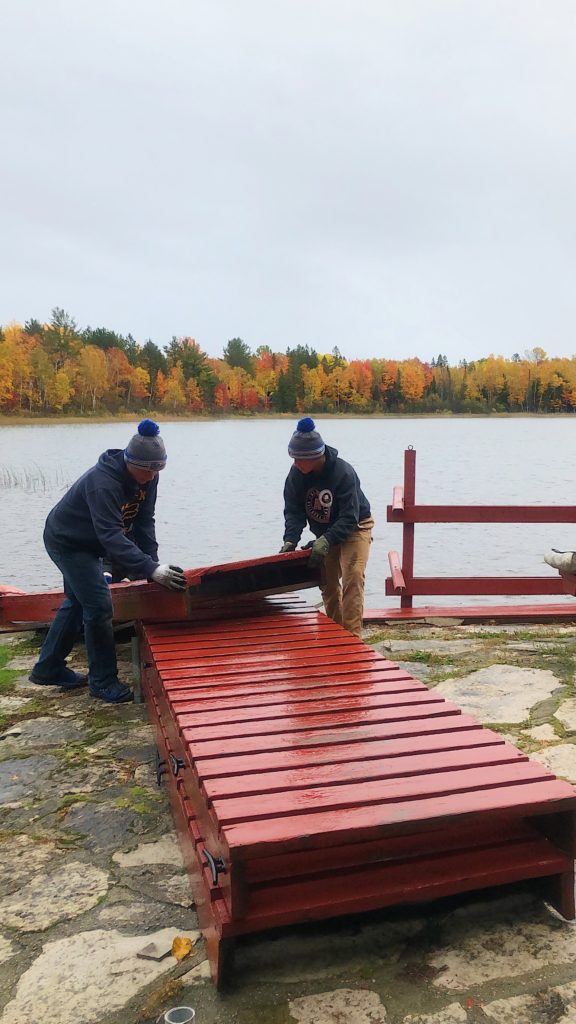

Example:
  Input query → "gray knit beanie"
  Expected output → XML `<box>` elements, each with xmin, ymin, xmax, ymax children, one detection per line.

<box><xmin>124</xmin><ymin>420</ymin><xmax>167</xmax><ymax>471</ymax></box>
<box><xmin>288</xmin><ymin>417</ymin><xmax>326</xmax><ymax>459</ymax></box>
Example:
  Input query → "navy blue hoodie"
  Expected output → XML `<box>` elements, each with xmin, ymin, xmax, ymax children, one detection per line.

<box><xmin>44</xmin><ymin>449</ymin><xmax>160</xmax><ymax>580</ymax></box>
<box><xmin>283</xmin><ymin>445</ymin><xmax>371</xmax><ymax>546</ymax></box>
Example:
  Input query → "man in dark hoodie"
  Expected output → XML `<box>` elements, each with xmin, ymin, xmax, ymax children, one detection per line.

<box><xmin>280</xmin><ymin>417</ymin><xmax>374</xmax><ymax>637</ymax></box>
<box><xmin>29</xmin><ymin>420</ymin><xmax>186</xmax><ymax>704</ymax></box>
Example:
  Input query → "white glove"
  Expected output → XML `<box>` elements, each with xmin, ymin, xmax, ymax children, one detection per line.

<box><xmin>543</xmin><ymin>550</ymin><xmax>576</xmax><ymax>573</ymax></box>
<box><xmin>151</xmin><ymin>564</ymin><xmax>187</xmax><ymax>591</ymax></box>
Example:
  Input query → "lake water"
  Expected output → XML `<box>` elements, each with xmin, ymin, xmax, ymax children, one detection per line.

<box><xmin>0</xmin><ymin>417</ymin><xmax>575</xmax><ymax>608</ymax></box>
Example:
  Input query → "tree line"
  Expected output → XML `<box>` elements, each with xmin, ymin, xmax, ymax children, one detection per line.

<box><xmin>0</xmin><ymin>310</ymin><xmax>574</xmax><ymax>415</ymax></box>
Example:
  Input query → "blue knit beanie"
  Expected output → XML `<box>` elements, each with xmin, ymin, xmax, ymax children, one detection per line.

<box><xmin>288</xmin><ymin>417</ymin><xmax>326</xmax><ymax>459</ymax></box>
<box><xmin>124</xmin><ymin>420</ymin><xmax>167</xmax><ymax>471</ymax></box>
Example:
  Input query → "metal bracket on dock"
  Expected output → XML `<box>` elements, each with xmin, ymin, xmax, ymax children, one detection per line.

<box><xmin>169</xmin><ymin>752</ymin><xmax>185</xmax><ymax>777</ymax></box>
<box><xmin>154</xmin><ymin>749</ymin><xmax>167</xmax><ymax>786</ymax></box>
<box><xmin>202</xmin><ymin>848</ymin><xmax>227</xmax><ymax>886</ymax></box>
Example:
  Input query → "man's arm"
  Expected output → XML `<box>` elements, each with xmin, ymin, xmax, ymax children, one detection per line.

<box><xmin>283</xmin><ymin>473</ymin><xmax>306</xmax><ymax>546</ymax></box>
<box><xmin>87</xmin><ymin>486</ymin><xmax>159</xmax><ymax>579</ymax></box>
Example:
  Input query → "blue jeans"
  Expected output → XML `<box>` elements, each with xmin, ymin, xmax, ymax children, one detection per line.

<box><xmin>33</xmin><ymin>540</ymin><xmax>119</xmax><ymax>691</ymax></box>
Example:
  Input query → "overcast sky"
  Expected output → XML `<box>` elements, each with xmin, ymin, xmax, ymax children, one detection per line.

<box><xmin>2</xmin><ymin>1</ymin><xmax>576</xmax><ymax>363</ymax></box>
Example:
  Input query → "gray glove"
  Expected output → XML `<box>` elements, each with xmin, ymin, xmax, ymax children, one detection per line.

<box><xmin>151</xmin><ymin>564</ymin><xmax>187</xmax><ymax>591</ymax></box>
<box><xmin>303</xmin><ymin>535</ymin><xmax>330</xmax><ymax>567</ymax></box>
<box><xmin>279</xmin><ymin>541</ymin><xmax>296</xmax><ymax>553</ymax></box>
<box><xmin>544</xmin><ymin>550</ymin><xmax>576</xmax><ymax>572</ymax></box>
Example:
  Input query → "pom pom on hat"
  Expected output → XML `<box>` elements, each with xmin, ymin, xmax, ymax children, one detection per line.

<box><xmin>125</xmin><ymin>420</ymin><xmax>167</xmax><ymax>471</ymax></box>
<box><xmin>137</xmin><ymin>419</ymin><xmax>160</xmax><ymax>437</ymax></box>
<box><xmin>288</xmin><ymin>416</ymin><xmax>325</xmax><ymax>460</ymax></box>
<box><xmin>296</xmin><ymin>416</ymin><xmax>316</xmax><ymax>433</ymax></box>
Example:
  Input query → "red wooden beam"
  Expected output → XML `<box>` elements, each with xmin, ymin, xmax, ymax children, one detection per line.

<box><xmin>385</xmin><ymin>576</ymin><xmax>566</xmax><ymax>597</ymax></box>
<box><xmin>387</xmin><ymin>505</ymin><xmax>576</xmax><ymax>524</ymax></box>
<box><xmin>0</xmin><ymin>551</ymin><xmax>320</xmax><ymax>629</ymax></box>
<box><xmin>387</xmin><ymin>551</ymin><xmax>406</xmax><ymax>593</ymax></box>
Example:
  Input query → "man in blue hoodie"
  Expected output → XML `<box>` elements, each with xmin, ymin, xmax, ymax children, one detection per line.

<box><xmin>29</xmin><ymin>420</ymin><xmax>186</xmax><ymax>703</ymax></box>
<box><xmin>280</xmin><ymin>418</ymin><xmax>374</xmax><ymax>638</ymax></box>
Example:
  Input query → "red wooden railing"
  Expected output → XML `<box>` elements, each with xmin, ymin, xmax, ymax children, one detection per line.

<box><xmin>386</xmin><ymin>448</ymin><xmax>576</xmax><ymax>609</ymax></box>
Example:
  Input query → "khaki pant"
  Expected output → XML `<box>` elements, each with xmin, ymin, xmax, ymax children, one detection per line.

<box><xmin>319</xmin><ymin>517</ymin><xmax>374</xmax><ymax>638</ymax></box>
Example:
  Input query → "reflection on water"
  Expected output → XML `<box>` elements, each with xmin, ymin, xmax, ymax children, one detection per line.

<box><xmin>0</xmin><ymin>417</ymin><xmax>575</xmax><ymax>607</ymax></box>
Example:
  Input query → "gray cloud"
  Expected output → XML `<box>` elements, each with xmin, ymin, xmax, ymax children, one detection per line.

<box><xmin>2</xmin><ymin>0</ymin><xmax>576</xmax><ymax>361</ymax></box>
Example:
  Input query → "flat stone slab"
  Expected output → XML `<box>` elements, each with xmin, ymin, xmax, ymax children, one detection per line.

<box><xmin>374</xmin><ymin>639</ymin><xmax>480</xmax><ymax>656</ymax></box>
<box><xmin>0</xmin><ymin>935</ymin><xmax>16</xmax><ymax>965</ymax></box>
<box><xmin>122</xmin><ymin>868</ymin><xmax>193</xmax><ymax>908</ymax></box>
<box><xmin>112</xmin><ymin>835</ymin><xmax>182</xmax><ymax>868</ymax></box>
<box><xmin>428</xmin><ymin>914</ymin><xmax>576</xmax><ymax>989</ymax></box>
<box><xmin>403</xmin><ymin>1006</ymin><xmax>467</xmax><ymax>1023</ymax></box>
<box><xmin>530</xmin><ymin>743</ymin><xmax>576</xmax><ymax>782</ymax></box>
<box><xmin>394</xmin><ymin>661</ymin><xmax>434</xmax><ymax>681</ymax></box>
<box><xmin>0</xmin><ymin>836</ymin><xmax>63</xmax><ymax>896</ymax></box>
<box><xmin>5</xmin><ymin>656</ymin><xmax>34</xmax><ymax>670</ymax></box>
<box><xmin>0</xmin><ymin>862</ymin><xmax>109</xmax><ymax>931</ymax></box>
<box><xmin>0</xmin><ymin>717</ymin><xmax>84</xmax><ymax>753</ymax></box>
<box><xmin>522</xmin><ymin>724</ymin><xmax>557</xmax><ymax>741</ymax></box>
<box><xmin>0</xmin><ymin>927</ymin><xmax>200</xmax><ymax>1024</ymax></box>
<box><xmin>0</xmin><ymin>756</ymin><xmax>59</xmax><ymax>803</ymax></box>
<box><xmin>96</xmin><ymin>898</ymin><xmax>192</xmax><ymax>932</ymax></box>
<box><xmin>434</xmin><ymin>664</ymin><xmax>561</xmax><ymax>724</ymax></box>
<box><xmin>63</xmin><ymin>802</ymin><xmax>144</xmax><ymax>853</ymax></box>
<box><xmin>0</xmin><ymin>696</ymin><xmax>32</xmax><ymax>713</ymax></box>
<box><xmin>483</xmin><ymin>981</ymin><xmax>576</xmax><ymax>1023</ymax></box>
<box><xmin>289</xmin><ymin>988</ymin><xmax>387</xmax><ymax>1023</ymax></box>
<box><xmin>555</xmin><ymin>698</ymin><xmax>576</xmax><ymax>732</ymax></box>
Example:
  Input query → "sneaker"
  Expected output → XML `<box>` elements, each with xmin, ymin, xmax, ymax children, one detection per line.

<box><xmin>29</xmin><ymin>668</ymin><xmax>88</xmax><ymax>690</ymax></box>
<box><xmin>89</xmin><ymin>680</ymin><xmax>133</xmax><ymax>704</ymax></box>
<box><xmin>543</xmin><ymin>550</ymin><xmax>576</xmax><ymax>572</ymax></box>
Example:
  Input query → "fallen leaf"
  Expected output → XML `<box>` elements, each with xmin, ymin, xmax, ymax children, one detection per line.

<box><xmin>172</xmin><ymin>936</ymin><xmax>194</xmax><ymax>961</ymax></box>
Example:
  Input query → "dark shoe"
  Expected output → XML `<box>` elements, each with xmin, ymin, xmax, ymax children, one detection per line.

<box><xmin>29</xmin><ymin>668</ymin><xmax>88</xmax><ymax>690</ymax></box>
<box><xmin>89</xmin><ymin>680</ymin><xmax>133</xmax><ymax>704</ymax></box>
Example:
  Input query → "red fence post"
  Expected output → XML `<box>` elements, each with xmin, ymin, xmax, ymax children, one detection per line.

<box><xmin>401</xmin><ymin>448</ymin><xmax>416</xmax><ymax>609</ymax></box>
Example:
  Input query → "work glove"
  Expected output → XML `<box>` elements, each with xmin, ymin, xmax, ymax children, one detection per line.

<box><xmin>302</xmin><ymin>535</ymin><xmax>330</xmax><ymax>567</ymax></box>
<box><xmin>279</xmin><ymin>541</ymin><xmax>296</xmax><ymax>553</ymax></box>
<box><xmin>544</xmin><ymin>550</ymin><xmax>576</xmax><ymax>573</ymax></box>
<box><xmin>151</xmin><ymin>564</ymin><xmax>187</xmax><ymax>591</ymax></box>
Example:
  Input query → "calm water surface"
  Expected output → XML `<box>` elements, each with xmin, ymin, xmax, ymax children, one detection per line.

<box><xmin>0</xmin><ymin>417</ymin><xmax>574</xmax><ymax>607</ymax></box>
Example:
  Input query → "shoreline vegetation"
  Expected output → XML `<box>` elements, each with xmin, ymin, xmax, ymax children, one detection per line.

<box><xmin>2</xmin><ymin>411</ymin><xmax>576</xmax><ymax>426</ymax></box>
<box><xmin>2</xmin><ymin>307</ymin><xmax>575</xmax><ymax>418</ymax></box>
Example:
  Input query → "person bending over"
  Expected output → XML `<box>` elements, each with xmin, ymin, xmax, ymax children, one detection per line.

<box><xmin>30</xmin><ymin>420</ymin><xmax>186</xmax><ymax>703</ymax></box>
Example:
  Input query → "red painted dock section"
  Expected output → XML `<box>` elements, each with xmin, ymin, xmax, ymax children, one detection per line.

<box><xmin>141</xmin><ymin>594</ymin><xmax>576</xmax><ymax>985</ymax></box>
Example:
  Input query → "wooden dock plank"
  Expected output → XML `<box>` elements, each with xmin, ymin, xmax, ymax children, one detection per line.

<box><xmin>180</xmin><ymin>700</ymin><xmax>463</xmax><ymax>742</ymax></box>
<box><xmin>192</xmin><ymin>723</ymin><xmax>504</xmax><ymax>779</ymax></box>
<box><xmin>213</xmin><ymin>762</ymin><xmax>554</xmax><ymax>825</ymax></box>
<box><xmin>174</xmin><ymin>689</ymin><xmax>447</xmax><ymax>728</ymax></box>
<box><xmin>224</xmin><ymin>779</ymin><xmax>576</xmax><ymax>858</ymax></box>
<box><xmin>202</xmin><ymin>744</ymin><xmax>527</xmax><ymax>800</ymax></box>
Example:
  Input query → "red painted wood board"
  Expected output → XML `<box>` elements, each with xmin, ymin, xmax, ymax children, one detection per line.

<box><xmin>364</xmin><ymin>604</ymin><xmax>576</xmax><ymax>624</ymax></box>
<box><xmin>387</xmin><ymin>504</ymin><xmax>576</xmax><ymax>523</ymax></box>
<box><xmin>191</xmin><ymin>723</ymin><xmax>504</xmax><ymax>779</ymax></box>
<box><xmin>0</xmin><ymin>551</ymin><xmax>319</xmax><ymax>627</ymax></box>
<box><xmin>168</xmin><ymin>678</ymin><xmax>428</xmax><ymax>713</ymax></box>
<box><xmin>223</xmin><ymin>779</ymin><xmax>576</xmax><ymax>859</ymax></box>
<box><xmin>385</xmin><ymin>577</ymin><xmax>565</xmax><ymax>597</ymax></box>
<box><xmin>203</xmin><ymin>744</ymin><xmax>528</xmax><ymax>800</ymax></box>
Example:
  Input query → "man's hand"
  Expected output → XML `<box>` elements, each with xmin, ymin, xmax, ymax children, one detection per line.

<box><xmin>151</xmin><ymin>564</ymin><xmax>187</xmax><ymax>591</ymax></box>
<box><xmin>302</xmin><ymin>535</ymin><xmax>330</xmax><ymax>567</ymax></box>
<box><xmin>279</xmin><ymin>541</ymin><xmax>296</xmax><ymax>553</ymax></box>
